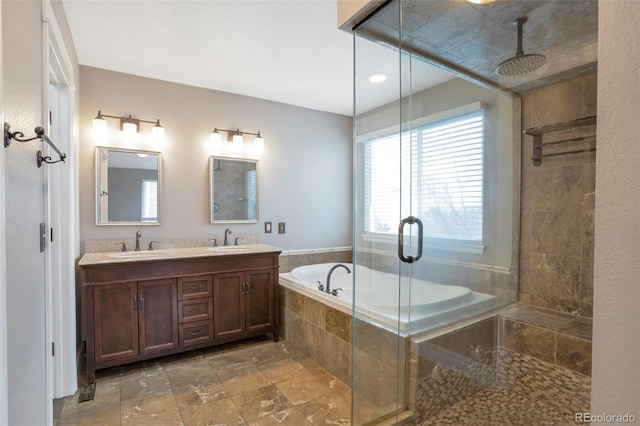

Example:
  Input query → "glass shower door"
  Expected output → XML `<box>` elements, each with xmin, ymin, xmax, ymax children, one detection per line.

<box><xmin>352</xmin><ymin>3</ymin><xmax>419</xmax><ymax>422</ymax></box>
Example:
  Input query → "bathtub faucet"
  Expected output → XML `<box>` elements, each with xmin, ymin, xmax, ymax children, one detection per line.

<box><xmin>325</xmin><ymin>264</ymin><xmax>351</xmax><ymax>295</ymax></box>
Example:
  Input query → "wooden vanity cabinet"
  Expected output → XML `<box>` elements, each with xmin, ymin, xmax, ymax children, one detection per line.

<box><xmin>93</xmin><ymin>278</ymin><xmax>178</xmax><ymax>365</ymax></box>
<box><xmin>213</xmin><ymin>268</ymin><xmax>275</xmax><ymax>341</ymax></box>
<box><xmin>81</xmin><ymin>249</ymin><xmax>280</xmax><ymax>383</ymax></box>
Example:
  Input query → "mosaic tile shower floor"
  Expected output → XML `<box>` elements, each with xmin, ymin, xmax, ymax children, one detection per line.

<box><xmin>53</xmin><ymin>337</ymin><xmax>351</xmax><ymax>425</ymax></box>
<box><xmin>418</xmin><ymin>388</ymin><xmax>575</xmax><ymax>426</ymax></box>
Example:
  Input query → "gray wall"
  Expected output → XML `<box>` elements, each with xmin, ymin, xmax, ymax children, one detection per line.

<box><xmin>79</xmin><ymin>66</ymin><xmax>353</xmax><ymax>251</ymax></box>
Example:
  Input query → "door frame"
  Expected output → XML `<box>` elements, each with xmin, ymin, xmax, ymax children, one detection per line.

<box><xmin>0</xmin><ymin>2</ymin><xmax>9</xmax><ymax>423</ymax></box>
<box><xmin>42</xmin><ymin>0</ymin><xmax>78</xmax><ymax>403</ymax></box>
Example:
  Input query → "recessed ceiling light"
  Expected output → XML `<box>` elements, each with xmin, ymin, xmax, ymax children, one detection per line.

<box><xmin>467</xmin><ymin>0</ymin><xmax>496</xmax><ymax>4</ymax></box>
<box><xmin>368</xmin><ymin>73</ymin><xmax>388</xmax><ymax>83</ymax></box>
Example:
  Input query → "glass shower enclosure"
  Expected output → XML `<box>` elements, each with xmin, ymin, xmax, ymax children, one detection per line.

<box><xmin>351</xmin><ymin>1</ymin><xmax>520</xmax><ymax>424</ymax></box>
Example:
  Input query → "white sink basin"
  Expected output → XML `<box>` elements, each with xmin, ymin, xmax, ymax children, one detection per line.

<box><xmin>109</xmin><ymin>251</ymin><xmax>163</xmax><ymax>259</ymax></box>
<box><xmin>208</xmin><ymin>246</ymin><xmax>253</xmax><ymax>253</ymax></box>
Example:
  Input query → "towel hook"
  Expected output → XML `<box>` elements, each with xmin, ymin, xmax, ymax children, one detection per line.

<box><xmin>4</xmin><ymin>122</ymin><xmax>67</xmax><ymax>167</ymax></box>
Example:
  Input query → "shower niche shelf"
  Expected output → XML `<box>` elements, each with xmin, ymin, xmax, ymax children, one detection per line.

<box><xmin>523</xmin><ymin>115</ymin><xmax>597</xmax><ymax>166</ymax></box>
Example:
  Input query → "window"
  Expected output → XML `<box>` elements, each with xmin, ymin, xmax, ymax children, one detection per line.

<box><xmin>364</xmin><ymin>110</ymin><xmax>484</xmax><ymax>243</ymax></box>
<box><xmin>141</xmin><ymin>179</ymin><xmax>158</xmax><ymax>221</ymax></box>
<box><xmin>246</xmin><ymin>170</ymin><xmax>257</xmax><ymax>220</ymax></box>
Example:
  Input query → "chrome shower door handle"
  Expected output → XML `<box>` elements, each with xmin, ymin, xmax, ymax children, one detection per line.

<box><xmin>398</xmin><ymin>216</ymin><xmax>424</xmax><ymax>264</ymax></box>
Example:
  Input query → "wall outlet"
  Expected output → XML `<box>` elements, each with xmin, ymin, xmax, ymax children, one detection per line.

<box><xmin>264</xmin><ymin>221</ymin><xmax>272</xmax><ymax>233</ymax></box>
<box><xmin>278</xmin><ymin>222</ymin><xmax>285</xmax><ymax>234</ymax></box>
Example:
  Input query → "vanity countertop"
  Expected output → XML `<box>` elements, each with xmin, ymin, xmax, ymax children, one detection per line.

<box><xmin>78</xmin><ymin>244</ymin><xmax>282</xmax><ymax>267</ymax></box>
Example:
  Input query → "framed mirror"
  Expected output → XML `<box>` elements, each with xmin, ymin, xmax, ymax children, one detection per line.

<box><xmin>210</xmin><ymin>157</ymin><xmax>259</xmax><ymax>223</ymax></box>
<box><xmin>96</xmin><ymin>147</ymin><xmax>162</xmax><ymax>225</ymax></box>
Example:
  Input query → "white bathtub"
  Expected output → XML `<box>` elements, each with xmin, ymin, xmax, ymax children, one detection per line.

<box><xmin>280</xmin><ymin>262</ymin><xmax>496</xmax><ymax>334</ymax></box>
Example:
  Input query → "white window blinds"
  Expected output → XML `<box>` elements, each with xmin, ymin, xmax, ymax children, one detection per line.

<box><xmin>365</xmin><ymin>110</ymin><xmax>484</xmax><ymax>242</ymax></box>
<box><xmin>141</xmin><ymin>179</ymin><xmax>158</xmax><ymax>221</ymax></box>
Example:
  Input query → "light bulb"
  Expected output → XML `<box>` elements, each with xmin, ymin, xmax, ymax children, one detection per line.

<box><xmin>151</xmin><ymin>119</ymin><xmax>165</xmax><ymax>141</ymax></box>
<box><xmin>253</xmin><ymin>133</ymin><xmax>264</xmax><ymax>155</ymax></box>
<box><xmin>122</xmin><ymin>121</ymin><xmax>137</xmax><ymax>135</ymax></box>
<box><xmin>231</xmin><ymin>132</ymin><xmax>244</xmax><ymax>151</ymax></box>
<box><xmin>92</xmin><ymin>111</ymin><xmax>107</xmax><ymax>141</ymax></box>
<box><xmin>210</xmin><ymin>130</ymin><xmax>222</xmax><ymax>151</ymax></box>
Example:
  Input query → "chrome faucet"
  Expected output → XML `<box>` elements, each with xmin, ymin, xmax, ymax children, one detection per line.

<box><xmin>325</xmin><ymin>264</ymin><xmax>351</xmax><ymax>295</ymax></box>
<box><xmin>135</xmin><ymin>231</ymin><xmax>142</xmax><ymax>251</ymax></box>
<box><xmin>224</xmin><ymin>228</ymin><xmax>232</xmax><ymax>246</ymax></box>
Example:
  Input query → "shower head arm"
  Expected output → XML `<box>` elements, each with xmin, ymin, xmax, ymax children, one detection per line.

<box><xmin>514</xmin><ymin>17</ymin><xmax>527</xmax><ymax>57</ymax></box>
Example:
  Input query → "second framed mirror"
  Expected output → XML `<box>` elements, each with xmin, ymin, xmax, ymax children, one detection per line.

<box><xmin>210</xmin><ymin>157</ymin><xmax>259</xmax><ymax>224</ymax></box>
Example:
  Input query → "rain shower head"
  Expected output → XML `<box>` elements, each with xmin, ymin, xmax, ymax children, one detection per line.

<box><xmin>495</xmin><ymin>17</ymin><xmax>546</xmax><ymax>77</ymax></box>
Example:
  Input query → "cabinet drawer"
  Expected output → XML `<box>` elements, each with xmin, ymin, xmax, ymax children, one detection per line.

<box><xmin>179</xmin><ymin>320</ymin><xmax>214</xmax><ymax>347</ymax></box>
<box><xmin>178</xmin><ymin>298</ymin><xmax>213</xmax><ymax>323</ymax></box>
<box><xmin>178</xmin><ymin>276</ymin><xmax>212</xmax><ymax>300</ymax></box>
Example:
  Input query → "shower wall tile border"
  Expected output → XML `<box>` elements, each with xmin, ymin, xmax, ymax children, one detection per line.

<box><xmin>499</xmin><ymin>303</ymin><xmax>593</xmax><ymax>376</ymax></box>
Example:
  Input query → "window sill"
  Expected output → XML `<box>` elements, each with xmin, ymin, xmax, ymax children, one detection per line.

<box><xmin>361</xmin><ymin>233</ymin><xmax>486</xmax><ymax>255</ymax></box>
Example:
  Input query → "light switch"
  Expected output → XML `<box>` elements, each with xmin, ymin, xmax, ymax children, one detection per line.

<box><xmin>265</xmin><ymin>221</ymin><xmax>272</xmax><ymax>233</ymax></box>
<box><xmin>278</xmin><ymin>222</ymin><xmax>285</xmax><ymax>234</ymax></box>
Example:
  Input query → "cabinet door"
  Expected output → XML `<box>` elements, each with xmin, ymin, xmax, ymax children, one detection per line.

<box><xmin>213</xmin><ymin>271</ymin><xmax>245</xmax><ymax>340</ymax></box>
<box><xmin>94</xmin><ymin>282</ymin><xmax>139</xmax><ymax>363</ymax></box>
<box><xmin>139</xmin><ymin>278</ymin><xmax>179</xmax><ymax>354</ymax></box>
<box><xmin>246</xmin><ymin>269</ymin><xmax>275</xmax><ymax>335</ymax></box>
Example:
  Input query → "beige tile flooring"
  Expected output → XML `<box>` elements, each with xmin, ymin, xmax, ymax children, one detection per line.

<box><xmin>54</xmin><ymin>337</ymin><xmax>352</xmax><ymax>425</ymax></box>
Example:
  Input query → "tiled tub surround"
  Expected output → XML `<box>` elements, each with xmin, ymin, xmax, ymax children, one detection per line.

<box><xmin>280</xmin><ymin>269</ymin><xmax>592</xmax><ymax>425</ymax></box>
<box><xmin>278</xmin><ymin>281</ymin><xmax>407</xmax><ymax>422</ymax></box>
<box><xmin>285</xmin><ymin>262</ymin><xmax>497</xmax><ymax>335</ymax></box>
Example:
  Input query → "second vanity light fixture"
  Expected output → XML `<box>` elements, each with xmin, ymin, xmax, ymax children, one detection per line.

<box><xmin>210</xmin><ymin>127</ymin><xmax>264</xmax><ymax>155</ymax></box>
<box><xmin>92</xmin><ymin>110</ymin><xmax>165</xmax><ymax>143</ymax></box>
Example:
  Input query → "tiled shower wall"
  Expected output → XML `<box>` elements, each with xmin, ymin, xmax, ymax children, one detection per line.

<box><xmin>519</xmin><ymin>73</ymin><xmax>597</xmax><ymax>317</ymax></box>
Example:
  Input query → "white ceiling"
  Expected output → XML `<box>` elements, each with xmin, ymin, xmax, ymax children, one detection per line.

<box><xmin>62</xmin><ymin>0</ymin><xmax>455</xmax><ymax>117</ymax></box>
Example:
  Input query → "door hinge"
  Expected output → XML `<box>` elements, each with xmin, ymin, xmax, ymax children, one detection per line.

<box><xmin>40</xmin><ymin>223</ymin><xmax>46</xmax><ymax>253</ymax></box>
<box><xmin>50</xmin><ymin>227</ymin><xmax>54</xmax><ymax>242</ymax></box>
<box><xmin>82</xmin><ymin>340</ymin><xmax>87</xmax><ymax>354</ymax></box>
<box><xmin>52</xmin><ymin>342</ymin><xmax>55</xmax><ymax>357</ymax></box>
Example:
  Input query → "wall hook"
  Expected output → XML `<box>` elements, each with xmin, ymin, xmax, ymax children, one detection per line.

<box><xmin>4</xmin><ymin>122</ymin><xmax>67</xmax><ymax>167</ymax></box>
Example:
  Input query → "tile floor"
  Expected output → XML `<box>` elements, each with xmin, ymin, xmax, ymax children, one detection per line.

<box><xmin>54</xmin><ymin>336</ymin><xmax>352</xmax><ymax>425</ymax></box>
<box><xmin>417</xmin><ymin>389</ymin><xmax>574</xmax><ymax>426</ymax></box>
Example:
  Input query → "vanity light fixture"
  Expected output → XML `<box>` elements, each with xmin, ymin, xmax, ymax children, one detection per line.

<box><xmin>209</xmin><ymin>127</ymin><xmax>265</xmax><ymax>155</ymax></box>
<box><xmin>92</xmin><ymin>110</ymin><xmax>165</xmax><ymax>142</ymax></box>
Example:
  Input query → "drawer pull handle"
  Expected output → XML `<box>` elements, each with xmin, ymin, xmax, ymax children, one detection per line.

<box><xmin>188</xmin><ymin>286</ymin><xmax>202</xmax><ymax>291</ymax></box>
<box><xmin>189</xmin><ymin>329</ymin><xmax>203</xmax><ymax>336</ymax></box>
<box><xmin>187</xmin><ymin>307</ymin><xmax>202</xmax><ymax>313</ymax></box>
